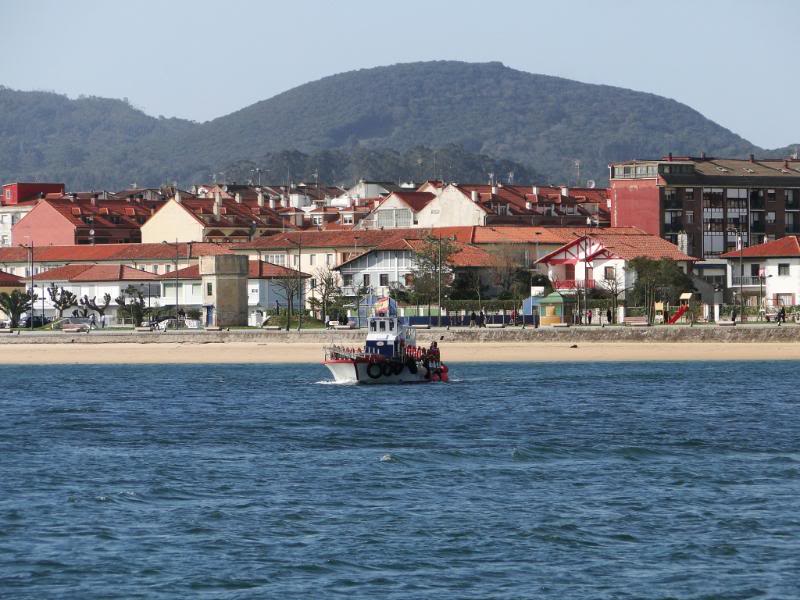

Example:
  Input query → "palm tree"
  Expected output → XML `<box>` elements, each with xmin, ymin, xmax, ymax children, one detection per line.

<box><xmin>0</xmin><ymin>289</ymin><xmax>36</xmax><ymax>328</ymax></box>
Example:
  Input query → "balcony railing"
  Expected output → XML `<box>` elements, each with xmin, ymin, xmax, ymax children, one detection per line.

<box><xmin>554</xmin><ymin>279</ymin><xmax>596</xmax><ymax>290</ymax></box>
<box><xmin>732</xmin><ymin>276</ymin><xmax>761</xmax><ymax>286</ymax></box>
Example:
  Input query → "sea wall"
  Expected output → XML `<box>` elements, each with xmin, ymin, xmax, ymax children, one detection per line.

<box><xmin>3</xmin><ymin>325</ymin><xmax>800</xmax><ymax>345</ymax></box>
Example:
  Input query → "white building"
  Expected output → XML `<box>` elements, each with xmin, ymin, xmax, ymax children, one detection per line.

<box><xmin>537</xmin><ymin>229</ymin><xmax>696</xmax><ymax>299</ymax></box>
<box><xmin>31</xmin><ymin>264</ymin><xmax>161</xmax><ymax>324</ymax></box>
<box><xmin>158</xmin><ymin>260</ymin><xmax>309</xmax><ymax>325</ymax></box>
<box><xmin>721</xmin><ymin>235</ymin><xmax>800</xmax><ymax>308</ymax></box>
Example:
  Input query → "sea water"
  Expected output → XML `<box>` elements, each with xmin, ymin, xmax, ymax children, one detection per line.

<box><xmin>1</xmin><ymin>362</ymin><xmax>798</xmax><ymax>599</ymax></box>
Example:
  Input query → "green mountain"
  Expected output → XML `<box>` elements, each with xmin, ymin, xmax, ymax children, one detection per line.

<box><xmin>0</xmin><ymin>62</ymin><xmax>790</xmax><ymax>189</ymax></box>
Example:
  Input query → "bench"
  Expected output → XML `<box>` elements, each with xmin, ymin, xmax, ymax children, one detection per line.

<box><xmin>411</xmin><ymin>324</ymin><xmax>431</xmax><ymax>329</ymax></box>
<box><xmin>717</xmin><ymin>320</ymin><xmax>736</xmax><ymax>326</ymax></box>
<box><xmin>134</xmin><ymin>326</ymin><xmax>153</xmax><ymax>332</ymax></box>
<box><xmin>486</xmin><ymin>323</ymin><xmax>505</xmax><ymax>329</ymax></box>
<box><xmin>263</xmin><ymin>325</ymin><xmax>282</xmax><ymax>330</ymax></box>
<box><xmin>624</xmin><ymin>316</ymin><xmax>650</xmax><ymax>327</ymax></box>
<box><xmin>552</xmin><ymin>322</ymin><xmax>570</xmax><ymax>328</ymax></box>
<box><xmin>334</xmin><ymin>323</ymin><xmax>355</xmax><ymax>330</ymax></box>
<box><xmin>62</xmin><ymin>324</ymin><xmax>89</xmax><ymax>333</ymax></box>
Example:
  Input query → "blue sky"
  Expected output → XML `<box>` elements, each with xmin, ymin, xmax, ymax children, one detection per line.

<box><xmin>2</xmin><ymin>0</ymin><xmax>798</xmax><ymax>148</ymax></box>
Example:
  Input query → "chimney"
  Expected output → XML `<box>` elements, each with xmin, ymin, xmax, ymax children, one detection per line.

<box><xmin>70</xmin><ymin>193</ymin><xmax>77</xmax><ymax>203</ymax></box>
<box><xmin>269</xmin><ymin>195</ymin><xmax>276</xmax><ymax>210</ymax></box>
<box><xmin>491</xmin><ymin>185</ymin><xmax>498</xmax><ymax>195</ymax></box>
<box><xmin>668</xmin><ymin>152</ymin><xmax>673</xmax><ymax>161</ymax></box>
<box><xmin>235</xmin><ymin>192</ymin><xmax>242</xmax><ymax>204</ymax></box>
<box><xmin>90</xmin><ymin>194</ymin><xmax>98</xmax><ymax>207</ymax></box>
<box><xmin>561</xmin><ymin>186</ymin><xmax>569</xmax><ymax>197</ymax></box>
<box><xmin>532</xmin><ymin>186</ymin><xmax>538</xmax><ymax>195</ymax></box>
<box><xmin>214</xmin><ymin>191</ymin><xmax>222</xmax><ymax>218</ymax></box>
<box><xmin>280</xmin><ymin>195</ymin><xmax>288</xmax><ymax>208</ymax></box>
<box><xmin>127</xmin><ymin>194</ymin><xmax>133</xmax><ymax>203</ymax></box>
<box><xmin>175</xmin><ymin>190</ymin><xmax>182</xmax><ymax>204</ymax></box>
<box><xmin>749</xmin><ymin>153</ymin><xmax>755</xmax><ymax>163</ymax></box>
<box><xmin>471</xmin><ymin>190</ymin><xmax>479</xmax><ymax>203</ymax></box>
<box><xmin>257</xmin><ymin>189</ymin><xmax>265</xmax><ymax>207</ymax></box>
<box><xmin>525</xmin><ymin>201</ymin><xmax>532</xmax><ymax>210</ymax></box>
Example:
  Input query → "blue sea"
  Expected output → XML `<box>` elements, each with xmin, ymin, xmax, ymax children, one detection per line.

<box><xmin>1</xmin><ymin>361</ymin><xmax>798</xmax><ymax>599</ymax></box>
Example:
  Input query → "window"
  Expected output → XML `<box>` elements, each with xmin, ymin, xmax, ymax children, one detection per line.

<box><xmin>363</xmin><ymin>274</ymin><xmax>370</xmax><ymax>287</ymax></box>
<box><xmin>684</xmin><ymin>188</ymin><xmax>695</xmax><ymax>202</ymax></box>
<box><xmin>343</xmin><ymin>274</ymin><xmax>353</xmax><ymax>286</ymax></box>
<box><xmin>165</xmin><ymin>264</ymin><xmax>171</xmax><ymax>273</ymax></box>
<box><xmin>379</xmin><ymin>321</ymin><xmax>386</xmax><ymax>331</ymax></box>
<box><xmin>604</xmin><ymin>266</ymin><xmax>615</xmax><ymax>280</ymax></box>
<box><xmin>379</xmin><ymin>274</ymin><xmax>389</xmax><ymax>286</ymax></box>
<box><xmin>0</xmin><ymin>214</ymin><xmax>7</xmax><ymax>224</ymax></box>
<box><xmin>309</xmin><ymin>254</ymin><xmax>315</xmax><ymax>266</ymax></box>
<box><xmin>310</xmin><ymin>278</ymin><xmax>317</xmax><ymax>289</ymax></box>
<box><xmin>786</xmin><ymin>190</ymin><xmax>798</xmax><ymax>208</ymax></box>
<box><xmin>153</xmin><ymin>265</ymin><xmax>159</xmax><ymax>274</ymax></box>
<box><xmin>326</xmin><ymin>254</ymin><xmax>333</xmax><ymax>266</ymax></box>
<box><xmin>343</xmin><ymin>215</ymin><xmax>354</xmax><ymax>225</ymax></box>
<box><xmin>779</xmin><ymin>263</ymin><xmax>790</xmax><ymax>276</ymax></box>
<box><xmin>206</xmin><ymin>282</ymin><xmax>213</xmax><ymax>295</ymax></box>
<box><xmin>767</xmin><ymin>189</ymin><xmax>776</xmax><ymax>202</ymax></box>
<box><xmin>686</xmin><ymin>210</ymin><xmax>694</xmax><ymax>224</ymax></box>
<box><xmin>4</xmin><ymin>190</ymin><xmax>10</xmax><ymax>200</ymax></box>
<box><xmin>767</xmin><ymin>212</ymin><xmax>776</xmax><ymax>224</ymax></box>
<box><xmin>750</xmin><ymin>263</ymin><xmax>761</xmax><ymax>277</ymax></box>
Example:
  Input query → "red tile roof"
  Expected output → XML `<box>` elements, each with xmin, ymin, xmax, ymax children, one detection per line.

<box><xmin>384</xmin><ymin>191</ymin><xmax>436</xmax><ymax>212</ymax></box>
<box><xmin>0</xmin><ymin>242</ymin><xmax>233</xmax><ymax>263</ymax></box>
<box><xmin>0</xmin><ymin>270</ymin><xmax>24</xmax><ymax>286</ymax></box>
<box><xmin>338</xmin><ymin>238</ymin><xmax>501</xmax><ymax>269</ymax></box>
<box><xmin>719</xmin><ymin>236</ymin><xmax>800</xmax><ymax>258</ymax></box>
<box><xmin>538</xmin><ymin>231</ymin><xmax>696</xmax><ymax>264</ymax></box>
<box><xmin>32</xmin><ymin>264</ymin><xmax>159</xmax><ymax>283</ymax></box>
<box><xmin>159</xmin><ymin>260</ymin><xmax>309</xmax><ymax>280</ymax></box>
<box><xmin>163</xmin><ymin>196</ymin><xmax>288</xmax><ymax>231</ymax></box>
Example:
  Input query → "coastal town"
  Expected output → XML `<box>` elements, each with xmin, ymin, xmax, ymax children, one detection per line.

<box><xmin>2</xmin><ymin>154</ymin><xmax>800</xmax><ymax>332</ymax></box>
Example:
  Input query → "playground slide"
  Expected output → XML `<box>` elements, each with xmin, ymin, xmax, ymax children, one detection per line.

<box><xmin>668</xmin><ymin>304</ymin><xmax>689</xmax><ymax>324</ymax></box>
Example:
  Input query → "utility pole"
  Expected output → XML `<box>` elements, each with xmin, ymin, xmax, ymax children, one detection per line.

<box><xmin>437</xmin><ymin>234</ymin><xmax>442</xmax><ymax>327</ymax></box>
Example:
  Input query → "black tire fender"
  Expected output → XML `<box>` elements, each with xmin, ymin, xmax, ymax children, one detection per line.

<box><xmin>381</xmin><ymin>362</ymin><xmax>394</xmax><ymax>377</ymax></box>
<box><xmin>367</xmin><ymin>363</ymin><xmax>383</xmax><ymax>379</ymax></box>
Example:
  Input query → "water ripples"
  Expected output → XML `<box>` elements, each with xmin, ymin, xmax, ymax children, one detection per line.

<box><xmin>0</xmin><ymin>361</ymin><xmax>798</xmax><ymax>598</ymax></box>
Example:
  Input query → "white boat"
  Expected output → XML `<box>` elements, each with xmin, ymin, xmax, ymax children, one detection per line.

<box><xmin>323</xmin><ymin>297</ymin><xmax>448</xmax><ymax>385</ymax></box>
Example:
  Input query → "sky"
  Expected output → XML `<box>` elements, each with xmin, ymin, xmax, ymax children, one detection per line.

<box><xmin>1</xmin><ymin>0</ymin><xmax>798</xmax><ymax>149</ymax></box>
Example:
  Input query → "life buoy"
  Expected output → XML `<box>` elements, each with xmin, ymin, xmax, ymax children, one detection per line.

<box><xmin>367</xmin><ymin>363</ymin><xmax>383</xmax><ymax>379</ymax></box>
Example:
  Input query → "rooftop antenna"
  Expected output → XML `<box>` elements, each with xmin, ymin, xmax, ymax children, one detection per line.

<box><xmin>573</xmin><ymin>159</ymin><xmax>581</xmax><ymax>186</ymax></box>
<box><xmin>507</xmin><ymin>171</ymin><xmax>515</xmax><ymax>185</ymax></box>
<box><xmin>488</xmin><ymin>172</ymin><xmax>495</xmax><ymax>186</ymax></box>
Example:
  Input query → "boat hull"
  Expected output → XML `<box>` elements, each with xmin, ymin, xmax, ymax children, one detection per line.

<box><xmin>323</xmin><ymin>359</ymin><xmax>441</xmax><ymax>384</ymax></box>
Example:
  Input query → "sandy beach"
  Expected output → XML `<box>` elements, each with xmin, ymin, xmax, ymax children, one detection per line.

<box><xmin>0</xmin><ymin>341</ymin><xmax>798</xmax><ymax>364</ymax></box>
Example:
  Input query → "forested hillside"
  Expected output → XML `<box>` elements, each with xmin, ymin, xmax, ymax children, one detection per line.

<box><xmin>0</xmin><ymin>62</ymin><xmax>790</xmax><ymax>190</ymax></box>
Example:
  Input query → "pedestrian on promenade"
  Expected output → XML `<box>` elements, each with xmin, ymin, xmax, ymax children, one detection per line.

<box><xmin>606</xmin><ymin>308</ymin><xmax>612</xmax><ymax>325</ymax></box>
<box><xmin>587</xmin><ymin>309</ymin><xmax>593</xmax><ymax>325</ymax></box>
<box><xmin>478</xmin><ymin>310</ymin><xmax>486</xmax><ymax>328</ymax></box>
<box><xmin>470</xmin><ymin>311</ymin><xmax>477</xmax><ymax>328</ymax></box>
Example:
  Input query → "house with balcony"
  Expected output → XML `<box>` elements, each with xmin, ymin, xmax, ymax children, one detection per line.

<box><xmin>334</xmin><ymin>237</ymin><xmax>501</xmax><ymax>302</ymax></box>
<box><xmin>536</xmin><ymin>229</ymin><xmax>696</xmax><ymax>299</ymax></box>
<box><xmin>720</xmin><ymin>235</ymin><xmax>800</xmax><ymax>309</ymax></box>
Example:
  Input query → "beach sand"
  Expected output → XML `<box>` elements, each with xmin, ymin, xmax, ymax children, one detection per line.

<box><xmin>0</xmin><ymin>341</ymin><xmax>798</xmax><ymax>365</ymax></box>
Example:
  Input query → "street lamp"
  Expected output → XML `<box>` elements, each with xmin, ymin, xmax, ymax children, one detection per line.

<box><xmin>19</xmin><ymin>240</ymin><xmax>34</xmax><ymax>330</ymax></box>
<box><xmin>162</xmin><ymin>240</ymin><xmax>181</xmax><ymax>328</ymax></box>
<box><xmin>284</xmin><ymin>237</ymin><xmax>303</xmax><ymax>331</ymax></box>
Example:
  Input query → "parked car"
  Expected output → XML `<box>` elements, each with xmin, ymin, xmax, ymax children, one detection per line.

<box><xmin>18</xmin><ymin>315</ymin><xmax>51</xmax><ymax>328</ymax></box>
<box><xmin>52</xmin><ymin>317</ymin><xmax>94</xmax><ymax>331</ymax></box>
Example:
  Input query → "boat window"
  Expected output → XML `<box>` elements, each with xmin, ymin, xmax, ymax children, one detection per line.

<box><xmin>389</xmin><ymin>320</ymin><xmax>394</xmax><ymax>331</ymax></box>
<box><xmin>370</xmin><ymin>321</ymin><xmax>376</xmax><ymax>331</ymax></box>
<box><xmin>379</xmin><ymin>321</ymin><xmax>386</xmax><ymax>331</ymax></box>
